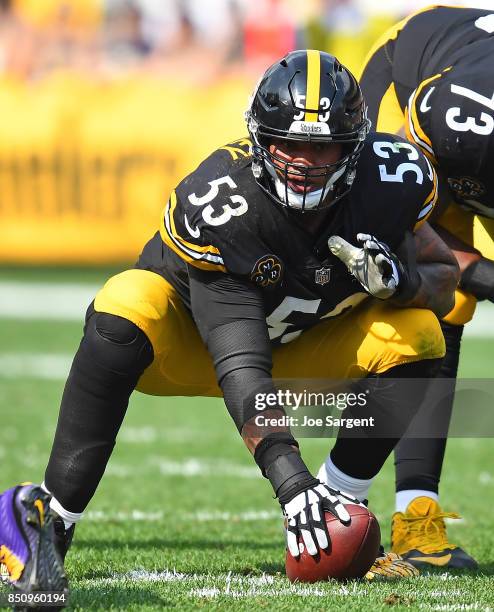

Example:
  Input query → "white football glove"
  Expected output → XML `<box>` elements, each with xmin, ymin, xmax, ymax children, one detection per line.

<box><xmin>328</xmin><ymin>233</ymin><xmax>403</xmax><ymax>299</ymax></box>
<box><xmin>282</xmin><ymin>483</ymin><xmax>358</xmax><ymax>558</ymax></box>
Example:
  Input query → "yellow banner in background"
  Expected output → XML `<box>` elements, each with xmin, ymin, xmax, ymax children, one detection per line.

<box><xmin>0</xmin><ymin>18</ymin><xmax>393</xmax><ymax>265</ymax></box>
<box><xmin>0</xmin><ymin>73</ymin><xmax>251</xmax><ymax>263</ymax></box>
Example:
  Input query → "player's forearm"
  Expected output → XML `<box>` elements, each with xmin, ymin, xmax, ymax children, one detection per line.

<box><xmin>460</xmin><ymin>258</ymin><xmax>494</xmax><ymax>302</ymax></box>
<box><xmin>391</xmin><ymin>223</ymin><xmax>459</xmax><ymax>317</ymax></box>
<box><xmin>220</xmin><ymin>362</ymin><xmax>317</xmax><ymax>500</ymax></box>
<box><xmin>432</xmin><ymin>224</ymin><xmax>494</xmax><ymax>301</ymax></box>
<box><xmin>221</xmin><ymin>368</ymin><xmax>316</xmax><ymax>499</ymax></box>
<box><xmin>188</xmin><ymin>268</ymin><xmax>317</xmax><ymax>498</ymax></box>
<box><xmin>193</xmin><ymin>297</ymin><xmax>314</xmax><ymax>495</ymax></box>
<box><xmin>433</xmin><ymin>224</ymin><xmax>482</xmax><ymax>274</ymax></box>
<box><xmin>398</xmin><ymin>261</ymin><xmax>458</xmax><ymax>318</ymax></box>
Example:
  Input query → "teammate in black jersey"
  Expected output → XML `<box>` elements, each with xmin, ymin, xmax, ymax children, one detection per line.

<box><xmin>349</xmin><ymin>4</ymin><xmax>494</xmax><ymax>569</ymax></box>
<box><xmin>0</xmin><ymin>50</ymin><xmax>459</xmax><ymax>590</ymax></box>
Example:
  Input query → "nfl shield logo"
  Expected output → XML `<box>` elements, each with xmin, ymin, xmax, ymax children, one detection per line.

<box><xmin>315</xmin><ymin>267</ymin><xmax>331</xmax><ymax>285</ymax></box>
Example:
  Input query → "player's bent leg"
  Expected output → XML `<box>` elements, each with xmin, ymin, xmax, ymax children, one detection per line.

<box><xmin>0</xmin><ymin>484</ymin><xmax>67</xmax><ymax>598</ymax></box>
<box><xmin>273</xmin><ymin>298</ymin><xmax>445</xmax><ymax>379</ymax></box>
<box><xmin>97</xmin><ymin>269</ymin><xmax>219</xmax><ymax>397</ymax></box>
<box><xmin>44</xmin><ymin>303</ymin><xmax>154</xmax><ymax>515</ymax></box>
<box><xmin>389</xmin><ymin>203</ymin><xmax>482</xmax><ymax>570</ymax></box>
<box><xmin>275</xmin><ymin>300</ymin><xmax>445</xmax><ymax>579</ymax></box>
<box><xmin>393</xmin><ymin>320</ymin><xmax>478</xmax><ymax>570</ymax></box>
<box><xmin>275</xmin><ymin>300</ymin><xmax>446</xmax><ymax>494</ymax></box>
<box><xmin>329</xmin><ymin>302</ymin><xmax>445</xmax><ymax>485</ymax></box>
<box><xmin>394</xmin><ymin>322</ymin><xmax>463</xmax><ymax>497</ymax></box>
<box><xmin>42</xmin><ymin>303</ymin><xmax>154</xmax><ymax>561</ymax></box>
<box><xmin>275</xmin><ymin>300</ymin><xmax>445</xmax><ymax>505</ymax></box>
<box><xmin>42</xmin><ymin>269</ymin><xmax>219</xmax><ymax>562</ymax></box>
<box><xmin>322</xmin><ymin>358</ymin><xmax>440</xmax><ymax>581</ymax></box>
<box><xmin>441</xmin><ymin>289</ymin><xmax>477</xmax><ymax>327</ymax></box>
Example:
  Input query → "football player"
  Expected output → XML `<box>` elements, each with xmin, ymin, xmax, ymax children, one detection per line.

<box><xmin>0</xmin><ymin>50</ymin><xmax>459</xmax><ymax>592</ymax></box>
<box><xmin>337</xmin><ymin>4</ymin><xmax>494</xmax><ymax>569</ymax></box>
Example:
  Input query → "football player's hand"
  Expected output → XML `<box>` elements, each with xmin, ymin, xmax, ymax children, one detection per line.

<box><xmin>460</xmin><ymin>257</ymin><xmax>494</xmax><ymax>302</ymax></box>
<box><xmin>328</xmin><ymin>233</ymin><xmax>404</xmax><ymax>299</ymax></box>
<box><xmin>282</xmin><ymin>483</ymin><xmax>356</xmax><ymax>558</ymax></box>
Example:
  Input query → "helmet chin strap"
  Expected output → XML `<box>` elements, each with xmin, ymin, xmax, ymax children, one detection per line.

<box><xmin>265</xmin><ymin>161</ymin><xmax>347</xmax><ymax>210</ymax></box>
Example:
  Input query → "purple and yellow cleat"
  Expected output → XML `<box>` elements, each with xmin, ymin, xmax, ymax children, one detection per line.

<box><xmin>0</xmin><ymin>484</ymin><xmax>68</xmax><ymax>598</ymax></box>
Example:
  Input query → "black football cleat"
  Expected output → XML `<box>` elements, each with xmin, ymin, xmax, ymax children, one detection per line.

<box><xmin>52</xmin><ymin>517</ymin><xmax>75</xmax><ymax>563</ymax></box>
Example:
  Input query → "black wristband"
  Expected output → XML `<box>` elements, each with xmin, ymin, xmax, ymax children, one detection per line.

<box><xmin>253</xmin><ymin>435</ymin><xmax>315</xmax><ymax>503</ymax></box>
<box><xmin>460</xmin><ymin>258</ymin><xmax>494</xmax><ymax>301</ymax></box>
<box><xmin>254</xmin><ymin>433</ymin><xmax>299</xmax><ymax>477</ymax></box>
<box><xmin>276</xmin><ymin>470</ymin><xmax>320</xmax><ymax>505</ymax></box>
<box><xmin>261</xmin><ymin>444</ymin><xmax>317</xmax><ymax>502</ymax></box>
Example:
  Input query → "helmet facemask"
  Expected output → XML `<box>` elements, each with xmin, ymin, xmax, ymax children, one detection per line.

<box><xmin>250</xmin><ymin>127</ymin><xmax>365</xmax><ymax>211</ymax></box>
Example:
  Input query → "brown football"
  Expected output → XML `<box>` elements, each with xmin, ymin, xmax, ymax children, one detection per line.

<box><xmin>285</xmin><ymin>504</ymin><xmax>381</xmax><ymax>582</ymax></box>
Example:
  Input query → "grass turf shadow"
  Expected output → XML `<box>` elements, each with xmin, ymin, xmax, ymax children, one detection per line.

<box><xmin>418</xmin><ymin>562</ymin><xmax>494</xmax><ymax>577</ymax></box>
<box><xmin>69</xmin><ymin>585</ymin><xmax>176</xmax><ymax>609</ymax></box>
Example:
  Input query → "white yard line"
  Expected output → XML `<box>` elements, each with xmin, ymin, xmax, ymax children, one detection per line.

<box><xmin>103</xmin><ymin>458</ymin><xmax>259</xmax><ymax>479</ymax></box>
<box><xmin>0</xmin><ymin>353</ymin><xmax>72</xmax><ymax>379</ymax></box>
<box><xmin>85</xmin><ymin>509</ymin><xmax>279</xmax><ymax>522</ymax></box>
<box><xmin>78</xmin><ymin>569</ymin><xmax>472</xmax><ymax>601</ymax></box>
<box><xmin>118</xmin><ymin>426</ymin><xmax>157</xmax><ymax>443</ymax></box>
<box><xmin>81</xmin><ymin>570</ymin><xmax>346</xmax><ymax>597</ymax></box>
<box><xmin>459</xmin><ymin>303</ymin><xmax>494</xmax><ymax>337</ymax></box>
<box><xmin>0</xmin><ymin>281</ymin><xmax>98</xmax><ymax>320</ymax></box>
<box><xmin>0</xmin><ymin>280</ymin><xmax>493</xmax><ymax>337</ymax></box>
<box><xmin>150</xmin><ymin>457</ymin><xmax>259</xmax><ymax>478</ymax></box>
<box><xmin>478</xmin><ymin>471</ymin><xmax>494</xmax><ymax>484</ymax></box>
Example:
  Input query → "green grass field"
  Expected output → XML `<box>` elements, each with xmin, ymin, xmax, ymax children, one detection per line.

<box><xmin>1</xmin><ymin>268</ymin><xmax>493</xmax><ymax>611</ymax></box>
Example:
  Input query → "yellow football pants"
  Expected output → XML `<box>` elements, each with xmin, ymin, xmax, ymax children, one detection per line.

<box><xmin>93</xmin><ymin>269</ymin><xmax>445</xmax><ymax>397</ymax></box>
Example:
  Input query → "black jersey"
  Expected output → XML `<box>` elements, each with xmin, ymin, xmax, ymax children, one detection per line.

<box><xmin>361</xmin><ymin>6</ymin><xmax>494</xmax><ymax>216</ymax></box>
<box><xmin>387</xmin><ymin>7</ymin><xmax>494</xmax><ymax>107</ymax></box>
<box><xmin>138</xmin><ymin>134</ymin><xmax>437</xmax><ymax>346</ymax></box>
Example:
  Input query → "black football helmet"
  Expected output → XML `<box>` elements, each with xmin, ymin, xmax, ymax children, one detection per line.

<box><xmin>245</xmin><ymin>50</ymin><xmax>370</xmax><ymax>211</ymax></box>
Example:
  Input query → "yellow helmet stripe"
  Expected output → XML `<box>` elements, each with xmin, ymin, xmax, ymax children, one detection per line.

<box><xmin>305</xmin><ymin>50</ymin><xmax>321</xmax><ymax>122</ymax></box>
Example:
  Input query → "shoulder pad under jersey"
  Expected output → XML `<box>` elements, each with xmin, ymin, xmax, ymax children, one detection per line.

<box><xmin>160</xmin><ymin>137</ymin><xmax>273</xmax><ymax>275</ymax></box>
<box><xmin>350</xmin><ymin>132</ymin><xmax>438</xmax><ymax>247</ymax></box>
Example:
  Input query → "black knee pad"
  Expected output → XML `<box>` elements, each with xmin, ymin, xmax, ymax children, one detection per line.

<box><xmin>82</xmin><ymin>308</ymin><xmax>154</xmax><ymax>376</ymax></box>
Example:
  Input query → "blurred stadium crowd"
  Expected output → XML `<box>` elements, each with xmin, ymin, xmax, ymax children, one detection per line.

<box><xmin>0</xmin><ymin>0</ymin><xmax>489</xmax><ymax>264</ymax></box>
<box><xmin>0</xmin><ymin>0</ymin><xmax>484</xmax><ymax>82</ymax></box>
